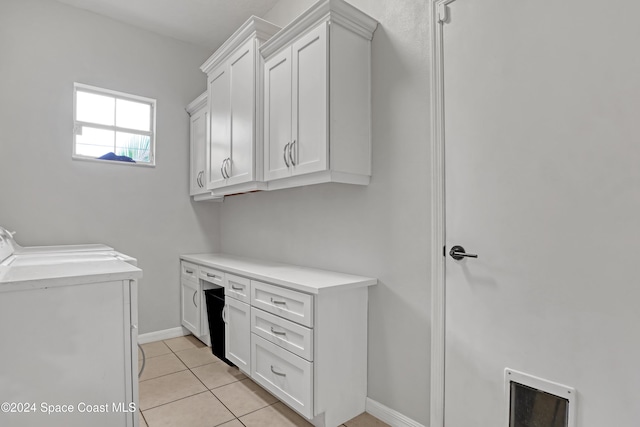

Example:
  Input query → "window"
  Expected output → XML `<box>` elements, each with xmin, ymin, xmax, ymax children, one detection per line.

<box><xmin>73</xmin><ymin>83</ymin><xmax>156</xmax><ymax>165</ymax></box>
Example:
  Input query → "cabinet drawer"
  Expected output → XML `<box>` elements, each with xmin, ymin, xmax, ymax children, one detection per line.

<box><xmin>251</xmin><ymin>307</ymin><xmax>313</xmax><ymax>361</ymax></box>
<box><xmin>251</xmin><ymin>281</ymin><xmax>313</xmax><ymax>327</ymax></box>
<box><xmin>225</xmin><ymin>273</ymin><xmax>250</xmax><ymax>303</ymax></box>
<box><xmin>251</xmin><ymin>334</ymin><xmax>313</xmax><ymax>419</ymax></box>
<box><xmin>199</xmin><ymin>266</ymin><xmax>224</xmax><ymax>286</ymax></box>
<box><xmin>181</xmin><ymin>261</ymin><xmax>198</xmax><ymax>282</ymax></box>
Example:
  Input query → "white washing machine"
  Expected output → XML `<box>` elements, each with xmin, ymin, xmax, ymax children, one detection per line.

<box><xmin>0</xmin><ymin>226</ymin><xmax>142</xmax><ymax>427</ymax></box>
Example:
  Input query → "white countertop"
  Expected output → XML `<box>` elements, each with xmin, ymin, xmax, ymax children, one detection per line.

<box><xmin>180</xmin><ymin>253</ymin><xmax>377</xmax><ymax>295</ymax></box>
<box><xmin>0</xmin><ymin>259</ymin><xmax>142</xmax><ymax>293</ymax></box>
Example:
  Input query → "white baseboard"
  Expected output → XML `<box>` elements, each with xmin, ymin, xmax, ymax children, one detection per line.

<box><xmin>366</xmin><ymin>398</ymin><xmax>426</xmax><ymax>427</ymax></box>
<box><xmin>137</xmin><ymin>327</ymin><xmax>190</xmax><ymax>344</ymax></box>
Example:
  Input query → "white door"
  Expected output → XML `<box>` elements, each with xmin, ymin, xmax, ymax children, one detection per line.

<box><xmin>291</xmin><ymin>22</ymin><xmax>328</xmax><ymax>176</ymax></box>
<box><xmin>189</xmin><ymin>107</ymin><xmax>207</xmax><ymax>195</ymax></box>
<box><xmin>441</xmin><ymin>1</ymin><xmax>640</xmax><ymax>426</ymax></box>
<box><xmin>207</xmin><ymin>65</ymin><xmax>230</xmax><ymax>189</ymax></box>
<box><xmin>227</xmin><ymin>39</ymin><xmax>255</xmax><ymax>186</ymax></box>
<box><xmin>181</xmin><ymin>279</ymin><xmax>200</xmax><ymax>336</ymax></box>
<box><xmin>225</xmin><ymin>297</ymin><xmax>250</xmax><ymax>374</ymax></box>
<box><xmin>264</xmin><ymin>48</ymin><xmax>293</xmax><ymax>181</ymax></box>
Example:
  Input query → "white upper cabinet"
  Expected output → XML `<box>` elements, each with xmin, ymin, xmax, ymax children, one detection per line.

<box><xmin>264</xmin><ymin>48</ymin><xmax>293</xmax><ymax>181</ymax></box>
<box><xmin>201</xmin><ymin>17</ymin><xmax>281</xmax><ymax>196</ymax></box>
<box><xmin>207</xmin><ymin>66</ymin><xmax>230</xmax><ymax>189</ymax></box>
<box><xmin>261</xmin><ymin>0</ymin><xmax>378</xmax><ymax>191</ymax></box>
<box><xmin>264</xmin><ymin>23</ymin><xmax>328</xmax><ymax>182</ymax></box>
<box><xmin>186</xmin><ymin>93</ymin><xmax>223</xmax><ymax>202</ymax></box>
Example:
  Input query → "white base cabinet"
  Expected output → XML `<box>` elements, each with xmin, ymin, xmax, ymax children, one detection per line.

<box><xmin>224</xmin><ymin>295</ymin><xmax>251</xmax><ymax>373</ymax></box>
<box><xmin>180</xmin><ymin>253</ymin><xmax>376</xmax><ymax>427</ymax></box>
<box><xmin>181</xmin><ymin>261</ymin><xmax>222</xmax><ymax>347</ymax></box>
<box><xmin>181</xmin><ymin>278</ymin><xmax>200</xmax><ymax>337</ymax></box>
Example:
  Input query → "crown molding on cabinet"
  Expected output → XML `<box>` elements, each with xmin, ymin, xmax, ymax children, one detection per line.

<box><xmin>186</xmin><ymin>91</ymin><xmax>207</xmax><ymax>115</ymax></box>
<box><xmin>260</xmin><ymin>0</ymin><xmax>378</xmax><ymax>59</ymax></box>
<box><xmin>201</xmin><ymin>16</ymin><xmax>281</xmax><ymax>74</ymax></box>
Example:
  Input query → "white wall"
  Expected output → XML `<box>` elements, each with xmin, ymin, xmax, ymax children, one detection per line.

<box><xmin>219</xmin><ymin>0</ymin><xmax>431</xmax><ymax>424</ymax></box>
<box><xmin>0</xmin><ymin>0</ymin><xmax>432</xmax><ymax>421</ymax></box>
<box><xmin>0</xmin><ymin>0</ymin><xmax>221</xmax><ymax>335</ymax></box>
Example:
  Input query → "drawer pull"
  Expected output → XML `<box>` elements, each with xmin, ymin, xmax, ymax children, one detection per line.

<box><xmin>270</xmin><ymin>298</ymin><xmax>287</xmax><ymax>306</ymax></box>
<box><xmin>231</xmin><ymin>285</ymin><xmax>243</xmax><ymax>291</ymax></box>
<box><xmin>270</xmin><ymin>327</ymin><xmax>287</xmax><ymax>336</ymax></box>
<box><xmin>185</xmin><ymin>269</ymin><xmax>194</xmax><ymax>274</ymax></box>
<box><xmin>270</xmin><ymin>365</ymin><xmax>287</xmax><ymax>377</ymax></box>
<box><xmin>206</xmin><ymin>273</ymin><xmax>220</xmax><ymax>279</ymax></box>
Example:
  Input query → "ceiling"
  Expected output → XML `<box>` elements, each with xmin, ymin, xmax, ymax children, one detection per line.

<box><xmin>56</xmin><ymin>0</ymin><xmax>281</xmax><ymax>49</ymax></box>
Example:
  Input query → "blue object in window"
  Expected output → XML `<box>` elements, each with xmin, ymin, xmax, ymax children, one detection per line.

<box><xmin>97</xmin><ymin>152</ymin><xmax>136</xmax><ymax>163</ymax></box>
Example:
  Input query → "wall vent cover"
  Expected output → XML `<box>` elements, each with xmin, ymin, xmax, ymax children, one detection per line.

<box><xmin>505</xmin><ymin>368</ymin><xmax>576</xmax><ymax>427</ymax></box>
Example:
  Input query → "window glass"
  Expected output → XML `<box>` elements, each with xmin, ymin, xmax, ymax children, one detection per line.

<box><xmin>115</xmin><ymin>132</ymin><xmax>151</xmax><ymax>163</ymax></box>
<box><xmin>116</xmin><ymin>98</ymin><xmax>151</xmax><ymax>131</ymax></box>
<box><xmin>73</xmin><ymin>83</ymin><xmax>155</xmax><ymax>165</ymax></box>
<box><xmin>76</xmin><ymin>91</ymin><xmax>115</xmax><ymax>126</ymax></box>
<box><xmin>75</xmin><ymin>128</ymin><xmax>115</xmax><ymax>157</ymax></box>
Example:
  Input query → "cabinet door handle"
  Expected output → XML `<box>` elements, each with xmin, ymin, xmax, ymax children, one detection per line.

<box><xmin>192</xmin><ymin>290</ymin><xmax>198</xmax><ymax>308</ymax></box>
<box><xmin>283</xmin><ymin>143</ymin><xmax>291</xmax><ymax>167</ymax></box>
<box><xmin>270</xmin><ymin>327</ymin><xmax>287</xmax><ymax>336</ymax></box>
<box><xmin>231</xmin><ymin>285</ymin><xmax>243</xmax><ymax>291</ymax></box>
<box><xmin>270</xmin><ymin>365</ymin><xmax>287</xmax><ymax>377</ymax></box>
<box><xmin>270</xmin><ymin>297</ymin><xmax>287</xmax><ymax>306</ymax></box>
<box><xmin>185</xmin><ymin>269</ymin><xmax>194</xmax><ymax>274</ymax></box>
<box><xmin>199</xmin><ymin>171</ymin><xmax>204</xmax><ymax>187</ymax></box>
<box><xmin>289</xmin><ymin>140</ymin><xmax>296</xmax><ymax>166</ymax></box>
<box><xmin>222</xmin><ymin>305</ymin><xmax>227</xmax><ymax>324</ymax></box>
<box><xmin>220</xmin><ymin>161</ymin><xmax>227</xmax><ymax>179</ymax></box>
<box><xmin>224</xmin><ymin>158</ymin><xmax>232</xmax><ymax>179</ymax></box>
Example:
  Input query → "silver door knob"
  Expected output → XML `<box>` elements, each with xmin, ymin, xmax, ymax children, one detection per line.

<box><xmin>449</xmin><ymin>245</ymin><xmax>478</xmax><ymax>260</ymax></box>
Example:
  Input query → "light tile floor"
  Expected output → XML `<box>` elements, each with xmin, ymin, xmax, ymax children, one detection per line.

<box><xmin>138</xmin><ymin>335</ymin><xmax>390</xmax><ymax>427</ymax></box>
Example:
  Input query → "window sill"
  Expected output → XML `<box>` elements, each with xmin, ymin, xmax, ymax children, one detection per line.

<box><xmin>72</xmin><ymin>155</ymin><xmax>156</xmax><ymax>168</ymax></box>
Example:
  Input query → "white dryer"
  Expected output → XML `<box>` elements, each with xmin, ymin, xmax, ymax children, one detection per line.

<box><xmin>0</xmin><ymin>226</ymin><xmax>142</xmax><ymax>427</ymax></box>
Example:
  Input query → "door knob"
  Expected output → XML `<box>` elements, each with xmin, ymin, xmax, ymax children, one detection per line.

<box><xmin>449</xmin><ymin>245</ymin><xmax>478</xmax><ymax>260</ymax></box>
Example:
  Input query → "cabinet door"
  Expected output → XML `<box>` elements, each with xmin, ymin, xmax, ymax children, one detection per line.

<box><xmin>189</xmin><ymin>107</ymin><xmax>207</xmax><ymax>196</ymax></box>
<box><xmin>225</xmin><ymin>297</ymin><xmax>251</xmax><ymax>374</ymax></box>
<box><xmin>181</xmin><ymin>279</ymin><xmax>200</xmax><ymax>336</ymax></box>
<box><xmin>227</xmin><ymin>39</ymin><xmax>256</xmax><ymax>186</ymax></box>
<box><xmin>207</xmin><ymin>65</ymin><xmax>230</xmax><ymax>189</ymax></box>
<box><xmin>264</xmin><ymin>48</ymin><xmax>293</xmax><ymax>181</ymax></box>
<box><xmin>291</xmin><ymin>22</ymin><xmax>328</xmax><ymax>176</ymax></box>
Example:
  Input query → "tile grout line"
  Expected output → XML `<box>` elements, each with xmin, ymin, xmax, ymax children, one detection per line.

<box><xmin>234</xmin><ymin>400</ymin><xmax>282</xmax><ymax>421</ymax></box>
<box><xmin>192</xmin><ymin>368</ymin><xmax>274</xmax><ymax>423</ymax></box>
<box><xmin>166</xmin><ymin>339</ymin><xmax>283</xmax><ymax>426</ymax></box>
<box><xmin>146</xmin><ymin>337</ymin><xmax>315</xmax><ymax>426</ymax></box>
<box><xmin>188</xmin><ymin>360</ymin><xmax>241</xmax><ymax>422</ymax></box>
<box><xmin>138</xmin><ymin>366</ymin><xmax>189</xmax><ymax>383</ymax></box>
<box><xmin>140</xmin><ymin>389</ymin><xmax>212</xmax><ymax>412</ymax></box>
<box><xmin>148</xmin><ymin>338</ymin><xmax>248</xmax><ymax>425</ymax></box>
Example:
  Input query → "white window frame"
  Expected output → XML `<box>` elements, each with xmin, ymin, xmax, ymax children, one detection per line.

<box><xmin>73</xmin><ymin>82</ymin><xmax>156</xmax><ymax>166</ymax></box>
